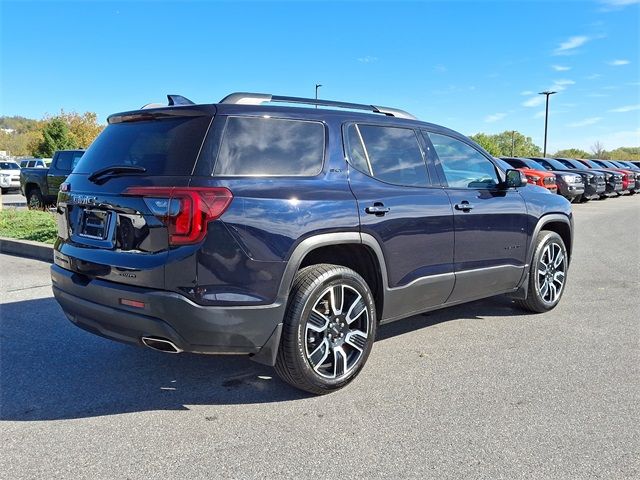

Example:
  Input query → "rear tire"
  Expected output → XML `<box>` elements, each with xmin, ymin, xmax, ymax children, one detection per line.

<box><xmin>516</xmin><ymin>231</ymin><xmax>568</xmax><ymax>313</ymax></box>
<box><xmin>27</xmin><ymin>187</ymin><xmax>44</xmax><ymax>210</ymax></box>
<box><xmin>275</xmin><ymin>264</ymin><xmax>377</xmax><ymax>395</ymax></box>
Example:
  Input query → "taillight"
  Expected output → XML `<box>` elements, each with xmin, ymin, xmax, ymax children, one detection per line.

<box><xmin>123</xmin><ymin>186</ymin><xmax>233</xmax><ymax>245</ymax></box>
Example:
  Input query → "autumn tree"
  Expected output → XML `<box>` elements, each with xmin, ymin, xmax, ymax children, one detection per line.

<box><xmin>58</xmin><ymin>111</ymin><xmax>103</xmax><ymax>148</ymax></box>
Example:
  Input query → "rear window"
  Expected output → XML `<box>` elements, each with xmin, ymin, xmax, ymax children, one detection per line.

<box><xmin>214</xmin><ymin>116</ymin><xmax>324</xmax><ymax>176</ymax></box>
<box><xmin>55</xmin><ymin>151</ymin><xmax>84</xmax><ymax>171</ymax></box>
<box><xmin>73</xmin><ymin>116</ymin><xmax>211</xmax><ymax>175</ymax></box>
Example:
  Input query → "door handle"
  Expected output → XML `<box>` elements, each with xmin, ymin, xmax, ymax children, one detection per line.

<box><xmin>454</xmin><ymin>201</ymin><xmax>474</xmax><ymax>212</ymax></box>
<box><xmin>365</xmin><ymin>203</ymin><xmax>390</xmax><ymax>216</ymax></box>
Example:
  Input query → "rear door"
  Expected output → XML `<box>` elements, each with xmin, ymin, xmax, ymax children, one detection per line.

<box><xmin>55</xmin><ymin>111</ymin><xmax>213</xmax><ymax>290</ymax></box>
<box><xmin>425</xmin><ymin>131</ymin><xmax>527</xmax><ymax>303</ymax></box>
<box><xmin>345</xmin><ymin>123</ymin><xmax>455</xmax><ymax>321</ymax></box>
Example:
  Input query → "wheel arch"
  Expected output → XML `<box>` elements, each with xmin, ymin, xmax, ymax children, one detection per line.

<box><xmin>276</xmin><ymin>233</ymin><xmax>389</xmax><ymax>320</ymax></box>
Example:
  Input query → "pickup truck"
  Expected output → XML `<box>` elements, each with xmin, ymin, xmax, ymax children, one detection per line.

<box><xmin>20</xmin><ymin>150</ymin><xmax>84</xmax><ymax>207</ymax></box>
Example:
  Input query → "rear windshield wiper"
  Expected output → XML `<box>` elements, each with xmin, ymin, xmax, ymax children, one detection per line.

<box><xmin>88</xmin><ymin>165</ymin><xmax>147</xmax><ymax>183</ymax></box>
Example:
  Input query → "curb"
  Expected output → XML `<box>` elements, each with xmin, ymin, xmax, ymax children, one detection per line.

<box><xmin>0</xmin><ymin>237</ymin><xmax>53</xmax><ymax>263</ymax></box>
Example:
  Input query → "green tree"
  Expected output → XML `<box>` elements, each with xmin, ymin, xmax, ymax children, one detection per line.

<box><xmin>469</xmin><ymin>133</ymin><xmax>500</xmax><ymax>156</ymax></box>
<box><xmin>553</xmin><ymin>148</ymin><xmax>589</xmax><ymax>159</ymax></box>
<box><xmin>468</xmin><ymin>130</ymin><xmax>542</xmax><ymax>157</ymax></box>
<box><xmin>35</xmin><ymin>118</ymin><xmax>75</xmax><ymax>157</ymax></box>
<box><xmin>608</xmin><ymin>147</ymin><xmax>640</xmax><ymax>160</ymax></box>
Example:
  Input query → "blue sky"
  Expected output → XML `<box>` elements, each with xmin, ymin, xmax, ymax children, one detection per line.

<box><xmin>1</xmin><ymin>0</ymin><xmax>638</xmax><ymax>152</ymax></box>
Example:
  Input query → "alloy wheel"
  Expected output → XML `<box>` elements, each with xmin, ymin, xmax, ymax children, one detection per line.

<box><xmin>536</xmin><ymin>242</ymin><xmax>566</xmax><ymax>304</ymax></box>
<box><xmin>304</xmin><ymin>284</ymin><xmax>370</xmax><ymax>380</ymax></box>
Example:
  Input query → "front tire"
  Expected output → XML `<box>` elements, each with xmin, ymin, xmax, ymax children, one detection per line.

<box><xmin>275</xmin><ymin>264</ymin><xmax>377</xmax><ymax>395</ymax></box>
<box><xmin>27</xmin><ymin>187</ymin><xmax>44</xmax><ymax>210</ymax></box>
<box><xmin>516</xmin><ymin>231</ymin><xmax>568</xmax><ymax>313</ymax></box>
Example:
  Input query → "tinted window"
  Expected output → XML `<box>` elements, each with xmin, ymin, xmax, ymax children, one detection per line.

<box><xmin>429</xmin><ymin>133</ymin><xmax>499</xmax><ymax>188</ymax></box>
<box><xmin>0</xmin><ymin>162</ymin><xmax>19</xmax><ymax>170</ymax></box>
<box><xmin>504</xmin><ymin>158</ymin><xmax>527</xmax><ymax>169</ymax></box>
<box><xmin>522</xmin><ymin>159</ymin><xmax>548</xmax><ymax>171</ymax></box>
<box><xmin>214</xmin><ymin>116</ymin><xmax>324</xmax><ymax>176</ymax></box>
<box><xmin>73</xmin><ymin>116</ymin><xmax>211</xmax><ymax>175</ymax></box>
<box><xmin>55</xmin><ymin>152</ymin><xmax>73</xmax><ymax>171</ymax></box>
<box><xmin>27</xmin><ymin>161</ymin><xmax>35</xmax><ymax>168</ymax></box>
<box><xmin>345</xmin><ymin>124</ymin><xmax>371</xmax><ymax>174</ymax></box>
<box><xmin>356</xmin><ymin>125</ymin><xmax>428</xmax><ymax>187</ymax></box>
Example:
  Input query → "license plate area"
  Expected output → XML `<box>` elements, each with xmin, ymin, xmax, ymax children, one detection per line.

<box><xmin>79</xmin><ymin>209</ymin><xmax>111</xmax><ymax>240</ymax></box>
<box><xmin>71</xmin><ymin>208</ymin><xmax>116</xmax><ymax>248</ymax></box>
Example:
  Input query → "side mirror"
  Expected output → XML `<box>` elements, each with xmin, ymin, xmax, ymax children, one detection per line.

<box><xmin>505</xmin><ymin>169</ymin><xmax>527</xmax><ymax>188</ymax></box>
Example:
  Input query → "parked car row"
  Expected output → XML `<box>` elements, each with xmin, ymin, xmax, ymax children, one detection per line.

<box><xmin>500</xmin><ymin>156</ymin><xmax>639</xmax><ymax>203</ymax></box>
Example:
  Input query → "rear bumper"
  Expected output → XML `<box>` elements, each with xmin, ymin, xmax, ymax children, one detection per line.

<box><xmin>51</xmin><ymin>264</ymin><xmax>285</xmax><ymax>356</ymax></box>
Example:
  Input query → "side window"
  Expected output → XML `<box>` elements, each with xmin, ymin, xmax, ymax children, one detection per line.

<box><xmin>350</xmin><ymin>124</ymin><xmax>428</xmax><ymax>187</ymax></box>
<box><xmin>345</xmin><ymin>124</ymin><xmax>371</xmax><ymax>174</ymax></box>
<box><xmin>55</xmin><ymin>152</ymin><xmax>73</xmax><ymax>171</ymax></box>
<box><xmin>214</xmin><ymin>116</ymin><xmax>324</xmax><ymax>176</ymax></box>
<box><xmin>27</xmin><ymin>161</ymin><xmax>35</xmax><ymax>168</ymax></box>
<box><xmin>429</xmin><ymin>133</ymin><xmax>499</xmax><ymax>189</ymax></box>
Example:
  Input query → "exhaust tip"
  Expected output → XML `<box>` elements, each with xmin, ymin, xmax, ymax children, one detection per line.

<box><xmin>141</xmin><ymin>336</ymin><xmax>182</xmax><ymax>354</ymax></box>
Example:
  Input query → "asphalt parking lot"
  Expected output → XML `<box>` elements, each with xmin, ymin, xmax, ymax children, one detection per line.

<box><xmin>1</xmin><ymin>195</ymin><xmax>638</xmax><ymax>479</ymax></box>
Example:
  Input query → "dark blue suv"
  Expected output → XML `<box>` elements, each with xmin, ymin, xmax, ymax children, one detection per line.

<box><xmin>51</xmin><ymin>93</ymin><xmax>573</xmax><ymax>394</ymax></box>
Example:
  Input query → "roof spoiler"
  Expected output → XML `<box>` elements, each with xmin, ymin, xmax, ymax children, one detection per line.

<box><xmin>141</xmin><ymin>94</ymin><xmax>195</xmax><ymax>110</ymax></box>
<box><xmin>218</xmin><ymin>92</ymin><xmax>417</xmax><ymax>120</ymax></box>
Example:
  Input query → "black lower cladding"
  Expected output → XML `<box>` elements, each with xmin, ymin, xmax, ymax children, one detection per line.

<box><xmin>50</xmin><ymin>264</ymin><xmax>285</xmax><ymax>355</ymax></box>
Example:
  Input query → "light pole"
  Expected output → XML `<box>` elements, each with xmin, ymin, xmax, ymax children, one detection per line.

<box><xmin>315</xmin><ymin>84</ymin><xmax>322</xmax><ymax>108</ymax></box>
<box><xmin>538</xmin><ymin>91</ymin><xmax>557</xmax><ymax>158</ymax></box>
<box><xmin>511</xmin><ymin>130</ymin><xmax>516</xmax><ymax>156</ymax></box>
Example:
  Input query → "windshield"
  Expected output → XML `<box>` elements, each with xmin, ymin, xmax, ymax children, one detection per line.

<box><xmin>0</xmin><ymin>162</ymin><xmax>20</xmax><ymax>170</ymax></box>
<box><xmin>523</xmin><ymin>159</ymin><xmax>548</xmax><ymax>171</ymax></box>
<box><xmin>563</xmin><ymin>159</ymin><xmax>587</xmax><ymax>170</ymax></box>
<box><xmin>541</xmin><ymin>158</ymin><xmax>567</xmax><ymax>170</ymax></box>
<box><xmin>73</xmin><ymin>116</ymin><xmax>211</xmax><ymax>176</ymax></box>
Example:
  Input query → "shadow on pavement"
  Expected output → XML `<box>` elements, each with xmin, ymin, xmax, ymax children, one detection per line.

<box><xmin>0</xmin><ymin>295</ymin><xmax>526</xmax><ymax>421</ymax></box>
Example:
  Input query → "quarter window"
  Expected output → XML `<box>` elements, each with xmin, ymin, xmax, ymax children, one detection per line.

<box><xmin>348</xmin><ymin>124</ymin><xmax>428</xmax><ymax>187</ymax></box>
<box><xmin>214</xmin><ymin>116</ymin><xmax>324</xmax><ymax>176</ymax></box>
<box><xmin>427</xmin><ymin>132</ymin><xmax>499</xmax><ymax>189</ymax></box>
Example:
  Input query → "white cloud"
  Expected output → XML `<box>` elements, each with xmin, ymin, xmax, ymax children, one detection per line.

<box><xmin>522</xmin><ymin>96</ymin><xmax>546</xmax><ymax>107</ymax></box>
<box><xmin>520</xmin><ymin>90</ymin><xmax>534</xmax><ymax>96</ymax></box>
<box><xmin>587</xmin><ymin>92</ymin><xmax>610</xmax><ymax>98</ymax></box>
<box><xmin>533</xmin><ymin>110</ymin><xmax>546</xmax><ymax>119</ymax></box>
<box><xmin>596</xmin><ymin>128</ymin><xmax>640</xmax><ymax>149</ymax></box>
<box><xmin>554</xmin><ymin>79</ymin><xmax>575</xmax><ymax>86</ymax></box>
<box><xmin>484</xmin><ymin>112</ymin><xmax>507</xmax><ymax>123</ymax></box>
<box><xmin>586</xmin><ymin>73</ymin><xmax>603</xmax><ymax>80</ymax></box>
<box><xmin>357</xmin><ymin>56</ymin><xmax>378</xmax><ymax>64</ymax></box>
<box><xmin>554</xmin><ymin>36</ymin><xmax>589</xmax><ymax>55</ymax></box>
<box><xmin>552</xmin><ymin>65</ymin><xmax>571</xmax><ymax>71</ymax></box>
<box><xmin>608</xmin><ymin>59</ymin><xmax>630</xmax><ymax>66</ymax></box>
<box><xmin>609</xmin><ymin>104</ymin><xmax>640</xmax><ymax>112</ymax></box>
<box><xmin>599</xmin><ymin>0</ymin><xmax>640</xmax><ymax>7</ymax></box>
<box><xmin>566</xmin><ymin>117</ymin><xmax>603</xmax><ymax>127</ymax></box>
<box><xmin>433</xmin><ymin>64</ymin><xmax>447</xmax><ymax>73</ymax></box>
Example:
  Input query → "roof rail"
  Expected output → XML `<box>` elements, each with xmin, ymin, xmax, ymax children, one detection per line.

<box><xmin>141</xmin><ymin>94</ymin><xmax>195</xmax><ymax>109</ymax></box>
<box><xmin>218</xmin><ymin>92</ymin><xmax>417</xmax><ymax>120</ymax></box>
